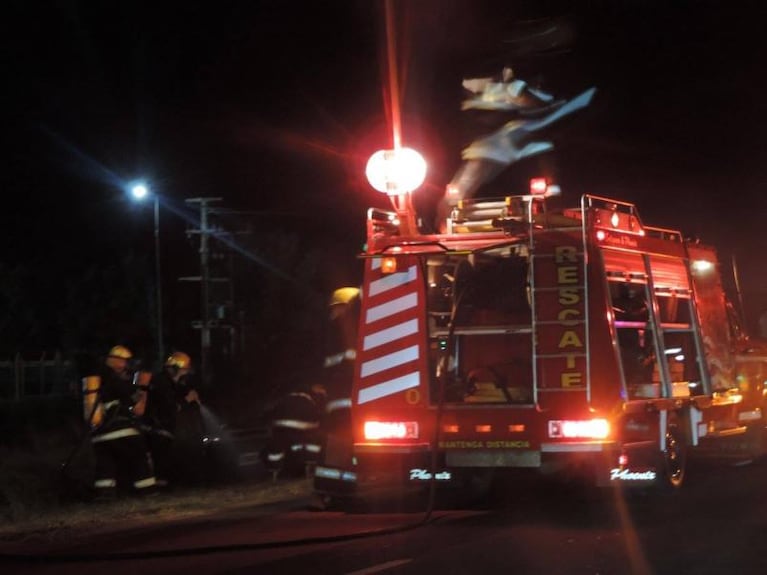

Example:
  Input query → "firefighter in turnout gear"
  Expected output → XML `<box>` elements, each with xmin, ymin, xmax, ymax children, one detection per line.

<box><xmin>322</xmin><ymin>288</ymin><xmax>359</xmax><ymax>445</ymax></box>
<box><xmin>313</xmin><ymin>287</ymin><xmax>360</xmax><ymax>500</ymax></box>
<box><xmin>263</xmin><ymin>383</ymin><xmax>327</xmax><ymax>480</ymax></box>
<box><xmin>85</xmin><ymin>345</ymin><xmax>156</xmax><ymax>500</ymax></box>
<box><xmin>144</xmin><ymin>351</ymin><xmax>205</xmax><ymax>487</ymax></box>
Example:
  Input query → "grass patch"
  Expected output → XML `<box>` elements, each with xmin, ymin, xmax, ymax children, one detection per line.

<box><xmin>0</xmin><ymin>478</ymin><xmax>314</xmax><ymax>542</ymax></box>
<box><xmin>0</xmin><ymin>419</ymin><xmax>312</xmax><ymax>541</ymax></box>
<box><xmin>0</xmin><ymin>428</ymin><xmax>86</xmax><ymax>524</ymax></box>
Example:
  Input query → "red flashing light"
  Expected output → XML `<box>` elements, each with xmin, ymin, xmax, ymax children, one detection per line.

<box><xmin>618</xmin><ymin>453</ymin><xmax>629</xmax><ymax>467</ymax></box>
<box><xmin>548</xmin><ymin>418</ymin><xmax>610</xmax><ymax>439</ymax></box>
<box><xmin>529</xmin><ymin>177</ymin><xmax>548</xmax><ymax>195</ymax></box>
<box><xmin>381</xmin><ymin>257</ymin><xmax>398</xmax><ymax>274</ymax></box>
<box><xmin>364</xmin><ymin>421</ymin><xmax>419</xmax><ymax>440</ymax></box>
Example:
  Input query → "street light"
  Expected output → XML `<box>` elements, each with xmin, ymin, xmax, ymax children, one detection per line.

<box><xmin>130</xmin><ymin>182</ymin><xmax>164</xmax><ymax>365</ymax></box>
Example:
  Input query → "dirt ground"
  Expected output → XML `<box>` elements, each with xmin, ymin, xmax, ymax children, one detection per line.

<box><xmin>0</xmin><ymin>477</ymin><xmax>314</xmax><ymax>543</ymax></box>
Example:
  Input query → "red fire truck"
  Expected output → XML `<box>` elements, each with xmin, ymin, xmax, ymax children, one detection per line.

<box><xmin>316</xmin><ymin>182</ymin><xmax>767</xmax><ymax>502</ymax></box>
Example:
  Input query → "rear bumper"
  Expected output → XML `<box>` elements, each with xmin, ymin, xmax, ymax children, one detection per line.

<box><xmin>350</xmin><ymin>439</ymin><xmax>662</xmax><ymax>489</ymax></box>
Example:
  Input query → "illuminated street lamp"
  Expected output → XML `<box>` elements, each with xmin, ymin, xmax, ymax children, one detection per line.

<box><xmin>365</xmin><ymin>147</ymin><xmax>427</xmax><ymax>235</ymax></box>
<box><xmin>130</xmin><ymin>182</ymin><xmax>164</xmax><ymax>365</ymax></box>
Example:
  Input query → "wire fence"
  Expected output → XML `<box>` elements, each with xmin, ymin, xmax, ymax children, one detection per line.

<box><xmin>0</xmin><ymin>353</ymin><xmax>79</xmax><ymax>402</ymax></box>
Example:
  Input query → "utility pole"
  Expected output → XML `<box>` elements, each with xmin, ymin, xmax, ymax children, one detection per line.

<box><xmin>154</xmin><ymin>195</ymin><xmax>164</xmax><ymax>365</ymax></box>
<box><xmin>184</xmin><ymin>197</ymin><xmax>222</xmax><ymax>387</ymax></box>
<box><xmin>181</xmin><ymin>200</ymin><xmax>251</xmax><ymax>388</ymax></box>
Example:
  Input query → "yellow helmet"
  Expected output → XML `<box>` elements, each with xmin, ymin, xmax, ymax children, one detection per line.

<box><xmin>165</xmin><ymin>351</ymin><xmax>191</xmax><ymax>370</ymax></box>
<box><xmin>106</xmin><ymin>345</ymin><xmax>133</xmax><ymax>371</ymax></box>
<box><xmin>107</xmin><ymin>345</ymin><xmax>133</xmax><ymax>360</ymax></box>
<box><xmin>330</xmin><ymin>287</ymin><xmax>360</xmax><ymax>306</ymax></box>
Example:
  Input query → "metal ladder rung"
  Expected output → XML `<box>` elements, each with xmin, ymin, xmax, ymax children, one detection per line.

<box><xmin>531</xmin><ymin>286</ymin><xmax>586</xmax><ymax>294</ymax></box>
<box><xmin>535</xmin><ymin>352</ymin><xmax>588</xmax><ymax>360</ymax></box>
<box><xmin>530</xmin><ymin>251</ymin><xmax>585</xmax><ymax>258</ymax></box>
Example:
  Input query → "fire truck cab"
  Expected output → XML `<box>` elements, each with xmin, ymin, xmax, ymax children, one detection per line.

<box><xmin>339</xmin><ymin>188</ymin><xmax>767</xmax><ymax>499</ymax></box>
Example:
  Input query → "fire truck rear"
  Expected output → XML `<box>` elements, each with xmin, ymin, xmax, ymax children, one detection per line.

<box><xmin>341</xmin><ymin>185</ymin><xmax>767</xmax><ymax>500</ymax></box>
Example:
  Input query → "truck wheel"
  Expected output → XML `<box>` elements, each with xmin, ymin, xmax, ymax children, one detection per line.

<box><xmin>659</xmin><ymin>418</ymin><xmax>686</xmax><ymax>491</ymax></box>
<box><xmin>740</xmin><ymin>419</ymin><xmax>765</xmax><ymax>463</ymax></box>
<box><xmin>758</xmin><ymin>401</ymin><xmax>767</xmax><ymax>461</ymax></box>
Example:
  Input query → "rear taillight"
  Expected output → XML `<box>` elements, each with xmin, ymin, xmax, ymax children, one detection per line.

<box><xmin>548</xmin><ymin>418</ymin><xmax>610</xmax><ymax>439</ymax></box>
<box><xmin>364</xmin><ymin>421</ymin><xmax>419</xmax><ymax>440</ymax></box>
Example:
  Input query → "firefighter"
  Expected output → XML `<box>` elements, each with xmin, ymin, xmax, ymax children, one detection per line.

<box><xmin>262</xmin><ymin>383</ymin><xmax>326</xmax><ymax>480</ymax></box>
<box><xmin>86</xmin><ymin>345</ymin><xmax>156</xmax><ymax>501</ymax></box>
<box><xmin>316</xmin><ymin>288</ymin><xmax>359</xmax><ymax>471</ymax></box>
<box><xmin>144</xmin><ymin>351</ymin><xmax>205</xmax><ymax>487</ymax></box>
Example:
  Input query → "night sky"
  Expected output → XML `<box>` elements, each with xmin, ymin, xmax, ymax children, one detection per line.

<box><xmin>5</xmin><ymin>0</ymin><xmax>767</xmax><ymax>356</ymax></box>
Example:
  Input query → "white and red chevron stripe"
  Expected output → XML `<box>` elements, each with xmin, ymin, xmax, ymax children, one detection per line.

<box><xmin>355</xmin><ymin>257</ymin><xmax>426</xmax><ymax>406</ymax></box>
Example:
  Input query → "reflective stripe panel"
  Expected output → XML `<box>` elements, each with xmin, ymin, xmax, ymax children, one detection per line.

<box><xmin>368</xmin><ymin>265</ymin><xmax>418</xmax><ymax>297</ymax></box>
<box><xmin>94</xmin><ymin>479</ymin><xmax>117</xmax><ymax>488</ymax></box>
<box><xmin>363</xmin><ymin>319</ymin><xmax>418</xmax><ymax>351</ymax></box>
<box><xmin>273</xmin><ymin>419</ymin><xmax>320</xmax><ymax>430</ymax></box>
<box><xmin>366</xmin><ymin>292</ymin><xmax>418</xmax><ymax>324</ymax></box>
<box><xmin>360</xmin><ymin>345</ymin><xmax>419</xmax><ymax>378</ymax></box>
<box><xmin>91</xmin><ymin>428</ymin><xmax>141</xmax><ymax>443</ymax></box>
<box><xmin>356</xmin><ymin>257</ymin><xmax>423</xmax><ymax>407</ymax></box>
<box><xmin>267</xmin><ymin>453</ymin><xmax>285</xmax><ymax>462</ymax></box>
<box><xmin>358</xmin><ymin>371</ymin><xmax>420</xmax><ymax>405</ymax></box>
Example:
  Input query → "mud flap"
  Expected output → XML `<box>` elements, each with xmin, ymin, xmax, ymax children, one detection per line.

<box><xmin>596</xmin><ymin>442</ymin><xmax>661</xmax><ymax>488</ymax></box>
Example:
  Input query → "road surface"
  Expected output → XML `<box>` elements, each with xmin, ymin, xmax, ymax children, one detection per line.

<box><xmin>2</xmin><ymin>458</ymin><xmax>766</xmax><ymax>574</ymax></box>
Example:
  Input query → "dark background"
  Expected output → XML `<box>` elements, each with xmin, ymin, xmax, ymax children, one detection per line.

<box><xmin>4</xmin><ymin>1</ymin><xmax>767</xmax><ymax>401</ymax></box>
